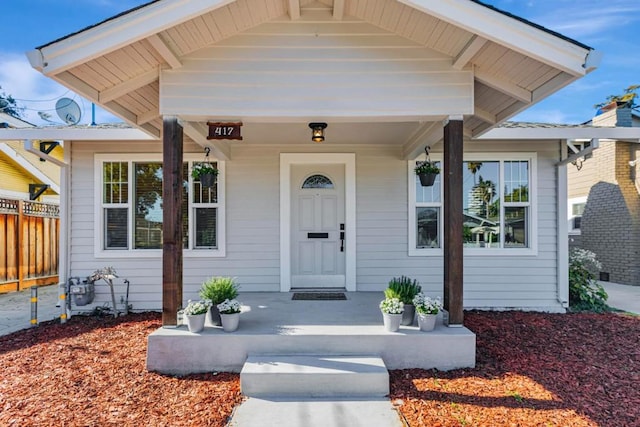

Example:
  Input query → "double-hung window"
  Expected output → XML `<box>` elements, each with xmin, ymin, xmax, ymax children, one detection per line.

<box><xmin>409</xmin><ymin>153</ymin><xmax>536</xmax><ymax>255</ymax></box>
<box><xmin>96</xmin><ymin>154</ymin><xmax>225</xmax><ymax>257</ymax></box>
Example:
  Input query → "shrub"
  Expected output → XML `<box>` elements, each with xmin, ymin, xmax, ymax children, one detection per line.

<box><xmin>384</xmin><ymin>276</ymin><xmax>422</xmax><ymax>305</ymax></box>
<box><xmin>199</xmin><ymin>277</ymin><xmax>239</xmax><ymax>304</ymax></box>
<box><xmin>569</xmin><ymin>249</ymin><xmax>608</xmax><ymax>312</ymax></box>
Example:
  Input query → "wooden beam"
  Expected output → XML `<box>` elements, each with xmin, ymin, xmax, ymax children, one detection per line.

<box><xmin>288</xmin><ymin>0</ymin><xmax>300</xmax><ymax>20</ymax></box>
<box><xmin>162</xmin><ymin>116</ymin><xmax>183</xmax><ymax>327</ymax></box>
<box><xmin>475</xmin><ymin>69</ymin><xmax>531</xmax><ymax>104</ymax></box>
<box><xmin>453</xmin><ymin>36</ymin><xmax>487</xmax><ymax>70</ymax></box>
<box><xmin>55</xmin><ymin>71</ymin><xmax>161</xmax><ymax>138</ymax></box>
<box><xmin>402</xmin><ymin>120</ymin><xmax>445</xmax><ymax>160</ymax></box>
<box><xmin>181</xmin><ymin>120</ymin><xmax>231</xmax><ymax>161</ymax></box>
<box><xmin>99</xmin><ymin>69</ymin><xmax>159</xmax><ymax>103</ymax></box>
<box><xmin>443</xmin><ymin>118</ymin><xmax>464</xmax><ymax>327</ymax></box>
<box><xmin>137</xmin><ymin>108</ymin><xmax>159</xmax><ymax>125</ymax></box>
<box><xmin>472</xmin><ymin>106</ymin><xmax>496</xmax><ymax>125</ymax></box>
<box><xmin>147</xmin><ymin>34</ymin><xmax>182</xmax><ymax>69</ymax></box>
<box><xmin>333</xmin><ymin>0</ymin><xmax>345</xmax><ymax>20</ymax></box>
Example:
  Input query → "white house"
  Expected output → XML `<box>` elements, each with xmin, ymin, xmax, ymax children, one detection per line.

<box><xmin>5</xmin><ymin>0</ymin><xmax>614</xmax><ymax>331</ymax></box>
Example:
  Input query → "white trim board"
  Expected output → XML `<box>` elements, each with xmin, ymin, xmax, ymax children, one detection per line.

<box><xmin>280</xmin><ymin>153</ymin><xmax>356</xmax><ymax>292</ymax></box>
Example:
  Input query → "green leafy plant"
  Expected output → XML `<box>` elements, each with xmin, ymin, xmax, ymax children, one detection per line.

<box><xmin>569</xmin><ymin>249</ymin><xmax>609</xmax><ymax>312</ymax></box>
<box><xmin>384</xmin><ymin>276</ymin><xmax>422</xmax><ymax>305</ymax></box>
<box><xmin>199</xmin><ymin>276</ymin><xmax>239</xmax><ymax>305</ymax></box>
<box><xmin>191</xmin><ymin>162</ymin><xmax>219</xmax><ymax>180</ymax></box>
<box><xmin>379</xmin><ymin>297</ymin><xmax>404</xmax><ymax>314</ymax></box>
<box><xmin>414</xmin><ymin>160</ymin><xmax>440</xmax><ymax>175</ymax></box>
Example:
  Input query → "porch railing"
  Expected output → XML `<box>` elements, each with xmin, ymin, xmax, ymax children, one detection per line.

<box><xmin>0</xmin><ymin>198</ymin><xmax>60</xmax><ymax>293</ymax></box>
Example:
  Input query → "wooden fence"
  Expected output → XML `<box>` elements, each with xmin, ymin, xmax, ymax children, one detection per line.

<box><xmin>0</xmin><ymin>198</ymin><xmax>59</xmax><ymax>293</ymax></box>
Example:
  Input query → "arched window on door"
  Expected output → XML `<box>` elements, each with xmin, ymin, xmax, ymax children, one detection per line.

<box><xmin>302</xmin><ymin>174</ymin><xmax>334</xmax><ymax>189</ymax></box>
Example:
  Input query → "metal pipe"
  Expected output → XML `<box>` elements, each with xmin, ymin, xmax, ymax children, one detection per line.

<box><xmin>30</xmin><ymin>286</ymin><xmax>38</xmax><ymax>327</ymax></box>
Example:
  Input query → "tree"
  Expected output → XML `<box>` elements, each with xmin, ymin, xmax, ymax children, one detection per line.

<box><xmin>467</xmin><ymin>162</ymin><xmax>483</xmax><ymax>184</ymax></box>
<box><xmin>475</xmin><ymin>176</ymin><xmax>496</xmax><ymax>219</ymax></box>
<box><xmin>594</xmin><ymin>84</ymin><xmax>639</xmax><ymax>110</ymax></box>
<box><xmin>0</xmin><ymin>86</ymin><xmax>24</xmax><ymax>118</ymax></box>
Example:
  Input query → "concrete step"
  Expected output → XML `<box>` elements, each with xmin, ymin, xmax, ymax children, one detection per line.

<box><xmin>240</xmin><ymin>355</ymin><xmax>389</xmax><ymax>398</ymax></box>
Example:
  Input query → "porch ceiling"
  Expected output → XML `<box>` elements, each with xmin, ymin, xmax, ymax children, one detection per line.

<box><xmin>27</xmin><ymin>0</ymin><xmax>598</xmax><ymax>156</ymax></box>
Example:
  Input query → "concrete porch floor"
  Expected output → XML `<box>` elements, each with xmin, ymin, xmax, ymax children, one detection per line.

<box><xmin>146</xmin><ymin>292</ymin><xmax>476</xmax><ymax>375</ymax></box>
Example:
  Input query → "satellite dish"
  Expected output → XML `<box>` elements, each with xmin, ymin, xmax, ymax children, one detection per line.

<box><xmin>55</xmin><ymin>98</ymin><xmax>82</xmax><ymax>125</ymax></box>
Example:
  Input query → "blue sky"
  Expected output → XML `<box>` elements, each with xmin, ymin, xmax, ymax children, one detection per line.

<box><xmin>0</xmin><ymin>0</ymin><xmax>638</xmax><ymax>126</ymax></box>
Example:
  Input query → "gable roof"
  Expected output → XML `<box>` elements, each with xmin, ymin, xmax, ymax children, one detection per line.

<box><xmin>26</xmin><ymin>0</ymin><xmax>600</xmax><ymax>142</ymax></box>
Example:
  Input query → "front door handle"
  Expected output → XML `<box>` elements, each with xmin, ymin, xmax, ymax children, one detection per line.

<box><xmin>340</xmin><ymin>224</ymin><xmax>345</xmax><ymax>252</ymax></box>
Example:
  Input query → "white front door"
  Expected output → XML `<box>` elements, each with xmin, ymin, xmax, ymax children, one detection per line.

<box><xmin>291</xmin><ymin>164</ymin><xmax>346</xmax><ymax>288</ymax></box>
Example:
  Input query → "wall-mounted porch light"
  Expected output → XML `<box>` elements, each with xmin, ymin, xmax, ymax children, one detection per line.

<box><xmin>309</xmin><ymin>122</ymin><xmax>327</xmax><ymax>143</ymax></box>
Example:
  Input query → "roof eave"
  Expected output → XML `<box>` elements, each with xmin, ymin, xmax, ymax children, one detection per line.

<box><xmin>479</xmin><ymin>126</ymin><xmax>640</xmax><ymax>140</ymax></box>
<box><xmin>402</xmin><ymin>0</ymin><xmax>597</xmax><ymax>76</ymax></box>
<box><xmin>33</xmin><ymin>0</ymin><xmax>235</xmax><ymax>76</ymax></box>
<box><xmin>0</xmin><ymin>127</ymin><xmax>155</xmax><ymax>142</ymax></box>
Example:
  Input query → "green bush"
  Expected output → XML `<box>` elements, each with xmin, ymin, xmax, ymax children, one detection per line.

<box><xmin>569</xmin><ymin>249</ymin><xmax>608</xmax><ymax>312</ymax></box>
<box><xmin>199</xmin><ymin>276</ymin><xmax>239</xmax><ymax>304</ymax></box>
<box><xmin>384</xmin><ymin>276</ymin><xmax>422</xmax><ymax>305</ymax></box>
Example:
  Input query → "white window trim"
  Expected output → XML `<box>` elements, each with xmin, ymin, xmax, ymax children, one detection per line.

<box><xmin>408</xmin><ymin>152</ymin><xmax>538</xmax><ymax>257</ymax></box>
<box><xmin>568</xmin><ymin>196</ymin><xmax>587</xmax><ymax>235</ymax></box>
<box><xmin>408</xmin><ymin>155</ymin><xmax>443</xmax><ymax>257</ymax></box>
<box><xmin>93</xmin><ymin>153</ymin><xmax>225</xmax><ymax>259</ymax></box>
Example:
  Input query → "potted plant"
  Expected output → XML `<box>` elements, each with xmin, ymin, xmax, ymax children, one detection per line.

<box><xmin>182</xmin><ymin>299</ymin><xmax>212</xmax><ymax>333</ymax></box>
<box><xmin>191</xmin><ymin>162</ymin><xmax>219</xmax><ymax>187</ymax></box>
<box><xmin>415</xmin><ymin>160</ymin><xmax>440</xmax><ymax>187</ymax></box>
<box><xmin>379</xmin><ymin>297</ymin><xmax>404</xmax><ymax>332</ymax></box>
<box><xmin>199</xmin><ymin>276</ymin><xmax>239</xmax><ymax>326</ymax></box>
<box><xmin>217</xmin><ymin>298</ymin><xmax>242</xmax><ymax>332</ymax></box>
<box><xmin>412</xmin><ymin>293</ymin><xmax>443</xmax><ymax>331</ymax></box>
<box><xmin>384</xmin><ymin>276</ymin><xmax>422</xmax><ymax>326</ymax></box>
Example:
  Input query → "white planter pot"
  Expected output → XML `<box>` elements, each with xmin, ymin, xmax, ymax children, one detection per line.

<box><xmin>417</xmin><ymin>313</ymin><xmax>437</xmax><ymax>332</ymax></box>
<box><xmin>220</xmin><ymin>312</ymin><xmax>240</xmax><ymax>332</ymax></box>
<box><xmin>382</xmin><ymin>312</ymin><xmax>403</xmax><ymax>332</ymax></box>
<box><xmin>185</xmin><ymin>313</ymin><xmax>206</xmax><ymax>333</ymax></box>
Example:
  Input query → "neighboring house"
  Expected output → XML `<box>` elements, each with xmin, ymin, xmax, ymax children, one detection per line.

<box><xmin>0</xmin><ymin>0</ymin><xmax>620</xmax><ymax>326</ymax></box>
<box><xmin>0</xmin><ymin>112</ymin><xmax>61</xmax><ymax>203</ymax></box>
<box><xmin>568</xmin><ymin>106</ymin><xmax>640</xmax><ymax>285</ymax></box>
<box><xmin>0</xmin><ymin>113</ymin><xmax>64</xmax><ymax>292</ymax></box>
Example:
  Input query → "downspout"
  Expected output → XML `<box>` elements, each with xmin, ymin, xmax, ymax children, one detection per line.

<box><xmin>59</xmin><ymin>141</ymin><xmax>71</xmax><ymax>321</ymax></box>
<box><xmin>23</xmin><ymin>139</ymin><xmax>71</xmax><ymax>321</ymax></box>
<box><xmin>556</xmin><ymin>140</ymin><xmax>569</xmax><ymax>309</ymax></box>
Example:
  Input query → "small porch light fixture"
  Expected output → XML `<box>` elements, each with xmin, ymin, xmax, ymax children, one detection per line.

<box><xmin>309</xmin><ymin>122</ymin><xmax>327</xmax><ymax>143</ymax></box>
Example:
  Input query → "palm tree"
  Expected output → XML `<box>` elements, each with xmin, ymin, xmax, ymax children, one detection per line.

<box><xmin>467</xmin><ymin>162</ymin><xmax>483</xmax><ymax>184</ymax></box>
<box><xmin>475</xmin><ymin>176</ymin><xmax>496</xmax><ymax>219</ymax></box>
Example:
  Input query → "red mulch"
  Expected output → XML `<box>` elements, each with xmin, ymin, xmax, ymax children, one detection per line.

<box><xmin>1</xmin><ymin>311</ymin><xmax>638</xmax><ymax>426</ymax></box>
<box><xmin>0</xmin><ymin>313</ymin><xmax>242</xmax><ymax>427</ymax></box>
<box><xmin>391</xmin><ymin>311</ymin><xmax>640</xmax><ymax>427</ymax></box>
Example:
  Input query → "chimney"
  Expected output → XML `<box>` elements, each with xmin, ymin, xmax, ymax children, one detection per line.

<box><xmin>593</xmin><ymin>102</ymin><xmax>633</xmax><ymax>127</ymax></box>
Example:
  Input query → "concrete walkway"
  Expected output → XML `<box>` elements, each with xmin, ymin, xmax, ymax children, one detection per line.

<box><xmin>0</xmin><ymin>284</ymin><xmax>61</xmax><ymax>336</ymax></box>
<box><xmin>599</xmin><ymin>281</ymin><xmax>640</xmax><ymax>314</ymax></box>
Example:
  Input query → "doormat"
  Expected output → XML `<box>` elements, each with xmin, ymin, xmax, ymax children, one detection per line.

<box><xmin>292</xmin><ymin>292</ymin><xmax>347</xmax><ymax>301</ymax></box>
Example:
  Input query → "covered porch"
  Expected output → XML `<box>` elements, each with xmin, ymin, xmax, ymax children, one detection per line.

<box><xmin>147</xmin><ymin>292</ymin><xmax>476</xmax><ymax>374</ymax></box>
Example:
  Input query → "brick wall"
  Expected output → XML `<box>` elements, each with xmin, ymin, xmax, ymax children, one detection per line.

<box><xmin>580</xmin><ymin>141</ymin><xmax>640</xmax><ymax>285</ymax></box>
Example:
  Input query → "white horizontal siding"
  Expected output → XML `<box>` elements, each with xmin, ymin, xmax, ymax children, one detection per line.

<box><xmin>160</xmin><ymin>19</ymin><xmax>473</xmax><ymax>119</ymax></box>
<box><xmin>68</xmin><ymin>138</ymin><xmax>561</xmax><ymax>312</ymax></box>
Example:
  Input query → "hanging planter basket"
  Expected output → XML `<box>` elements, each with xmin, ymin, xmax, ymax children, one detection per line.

<box><xmin>199</xmin><ymin>173</ymin><xmax>216</xmax><ymax>188</ymax></box>
<box><xmin>415</xmin><ymin>146</ymin><xmax>440</xmax><ymax>187</ymax></box>
<box><xmin>418</xmin><ymin>172</ymin><xmax>438</xmax><ymax>187</ymax></box>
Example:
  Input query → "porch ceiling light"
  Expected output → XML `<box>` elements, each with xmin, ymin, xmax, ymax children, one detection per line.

<box><xmin>309</xmin><ymin>122</ymin><xmax>327</xmax><ymax>143</ymax></box>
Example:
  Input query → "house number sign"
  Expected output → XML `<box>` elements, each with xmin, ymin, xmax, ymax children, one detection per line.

<box><xmin>207</xmin><ymin>121</ymin><xmax>243</xmax><ymax>140</ymax></box>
